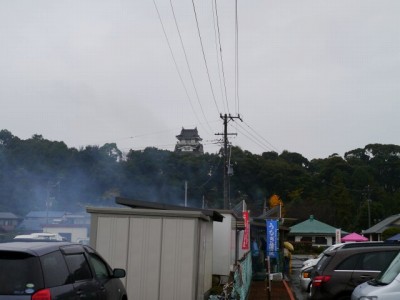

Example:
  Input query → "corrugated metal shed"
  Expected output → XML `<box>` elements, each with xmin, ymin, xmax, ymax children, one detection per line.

<box><xmin>87</xmin><ymin>206</ymin><xmax>215</xmax><ymax>300</ymax></box>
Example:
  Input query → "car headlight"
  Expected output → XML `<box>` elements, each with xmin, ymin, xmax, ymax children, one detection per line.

<box><xmin>359</xmin><ymin>297</ymin><xmax>378</xmax><ymax>300</ymax></box>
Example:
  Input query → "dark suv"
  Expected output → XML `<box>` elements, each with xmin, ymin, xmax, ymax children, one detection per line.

<box><xmin>309</xmin><ymin>244</ymin><xmax>400</xmax><ymax>300</ymax></box>
<box><xmin>0</xmin><ymin>241</ymin><xmax>128</xmax><ymax>300</ymax></box>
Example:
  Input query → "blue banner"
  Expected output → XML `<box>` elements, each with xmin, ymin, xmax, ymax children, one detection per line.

<box><xmin>266</xmin><ymin>220</ymin><xmax>279</xmax><ymax>258</ymax></box>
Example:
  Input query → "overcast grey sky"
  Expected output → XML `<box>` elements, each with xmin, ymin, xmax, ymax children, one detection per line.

<box><xmin>1</xmin><ymin>0</ymin><xmax>399</xmax><ymax>160</ymax></box>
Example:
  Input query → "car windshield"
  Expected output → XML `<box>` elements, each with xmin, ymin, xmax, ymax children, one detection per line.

<box><xmin>0</xmin><ymin>251</ymin><xmax>44</xmax><ymax>295</ymax></box>
<box><xmin>373</xmin><ymin>251</ymin><xmax>400</xmax><ymax>285</ymax></box>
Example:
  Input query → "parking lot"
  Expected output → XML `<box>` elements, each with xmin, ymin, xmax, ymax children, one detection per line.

<box><xmin>289</xmin><ymin>255</ymin><xmax>310</xmax><ymax>300</ymax></box>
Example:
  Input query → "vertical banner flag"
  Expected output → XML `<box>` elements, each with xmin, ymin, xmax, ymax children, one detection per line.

<box><xmin>336</xmin><ymin>229</ymin><xmax>341</xmax><ymax>244</ymax></box>
<box><xmin>266</xmin><ymin>219</ymin><xmax>278</xmax><ymax>258</ymax></box>
<box><xmin>242</xmin><ymin>211</ymin><xmax>250</xmax><ymax>250</ymax></box>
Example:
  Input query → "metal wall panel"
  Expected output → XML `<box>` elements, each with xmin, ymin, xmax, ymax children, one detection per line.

<box><xmin>95</xmin><ymin>216</ymin><xmax>130</xmax><ymax>286</ymax></box>
<box><xmin>159</xmin><ymin>218</ymin><xmax>197</xmax><ymax>300</ymax></box>
<box><xmin>127</xmin><ymin>217</ymin><xmax>163</xmax><ymax>300</ymax></box>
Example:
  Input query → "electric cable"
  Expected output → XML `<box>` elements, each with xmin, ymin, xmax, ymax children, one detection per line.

<box><xmin>211</xmin><ymin>0</ymin><xmax>226</xmax><ymax>113</ymax></box>
<box><xmin>190</xmin><ymin>0</ymin><xmax>221</xmax><ymax>115</ymax></box>
<box><xmin>169</xmin><ymin>0</ymin><xmax>214</xmax><ymax>134</ymax></box>
<box><xmin>242</xmin><ymin>120</ymin><xmax>280</xmax><ymax>152</ymax></box>
<box><xmin>213</xmin><ymin>0</ymin><xmax>231</xmax><ymax>114</ymax></box>
<box><xmin>152</xmin><ymin>0</ymin><xmax>209</xmax><ymax>134</ymax></box>
<box><xmin>230</xmin><ymin>121</ymin><xmax>277</xmax><ymax>152</ymax></box>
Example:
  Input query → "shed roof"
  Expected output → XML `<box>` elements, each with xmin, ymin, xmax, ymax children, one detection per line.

<box><xmin>289</xmin><ymin>215</ymin><xmax>339</xmax><ymax>235</ymax></box>
<box><xmin>115</xmin><ymin>197</ymin><xmax>223</xmax><ymax>222</ymax></box>
<box><xmin>362</xmin><ymin>214</ymin><xmax>400</xmax><ymax>234</ymax></box>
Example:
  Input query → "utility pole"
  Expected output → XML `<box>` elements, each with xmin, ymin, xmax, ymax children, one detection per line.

<box><xmin>366</xmin><ymin>185</ymin><xmax>371</xmax><ymax>228</ymax></box>
<box><xmin>216</xmin><ymin>113</ymin><xmax>242</xmax><ymax>209</ymax></box>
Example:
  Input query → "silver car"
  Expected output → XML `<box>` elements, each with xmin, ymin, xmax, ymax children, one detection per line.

<box><xmin>299</xmin><ymin>243</ymin><xmax>347</xmax><ymax>292</ymax></box>
<box><xmin>352</xmin><ymin>250</ymin><xmax>400</xmax><ymax>300</ymax></box>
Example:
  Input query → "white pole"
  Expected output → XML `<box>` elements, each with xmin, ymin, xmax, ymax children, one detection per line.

<box><xmin>184</xmin><ymin>181</ymin><xmax>188</xmax><ymax>207</ymax></box>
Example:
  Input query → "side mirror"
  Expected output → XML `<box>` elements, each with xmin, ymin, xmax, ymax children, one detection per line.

<box><xmin>112</xmin><ymin>268</ymin><xmax>126</xmax><ymax>278</ymax></box>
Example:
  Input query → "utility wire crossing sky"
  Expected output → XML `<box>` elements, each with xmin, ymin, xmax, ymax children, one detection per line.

<box><xmin>1</xmin><ymin>0</ymin><xmax>399</xmax><ymax>160</ymax></box>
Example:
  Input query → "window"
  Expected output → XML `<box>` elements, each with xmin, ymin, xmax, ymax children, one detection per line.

<box><xmin>315</xmin><ymin>237</ymin><xmax>327</xmax><ymax>245</ymax></box>
<box><xmin>336</xmin><ymin>251</ymin><xmax>398</xmax><ymax>271</ymax></box>
<box><xmin>41</xmin><ymin>251</ymin><xmax>71</xmax><ymax>287</ymax></box>
<box><xmin>0</xmin><ymin>251</ymin><xmax>44</xmax><ymax>295</ymax></box>
<box><xmin>88</xmin><ymin>254</ymin><xmax>111</xmax><ymax>280</ymax></box>
<box><xmin>64</xmin><ymin>254</ymin><xmax>92</xmax><ymax>282</ymax></box>
<box><xmin>337</xmin><ymin>254</ymin><xmax>359</xmax><ymax>270</ymax></box>
<box><xmin>357</xmin><ymin>251</ymin><xmax>398</xmax><ymax>271</ymax></box>
<box><xmin>300</xmin><ymin>236</ymin><xmax>312</xmax><ymax>242</ymax></box>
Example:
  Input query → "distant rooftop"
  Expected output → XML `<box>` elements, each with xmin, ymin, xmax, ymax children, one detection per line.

<box><xmin>289</xmin><ymin>215</ymin><xmax>343</xmax><ymax>235</ymax></box>
<box><xmin>0</xmin><ymin>212</ymin><xmax>20</xmax><ymax>219</ymax></box>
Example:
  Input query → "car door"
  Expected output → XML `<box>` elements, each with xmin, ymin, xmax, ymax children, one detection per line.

<box><xmin>40</xmin><ymin>250</ymin><xmax>78</xmax><ymax>299</ymax></box>
<box><xmin>86</xmin><ymin>252</ymin><xmax>124</xmax><ymax>300</ymax></box>
<box><xmin>64</xmin><ymin>252</ymin><xmax>106</xmax><ymax>300</ymax></box>
<box><xmin>350</xmin><ymin>250</ymin><xmax>398</xmax><ymax>288</ymax></box>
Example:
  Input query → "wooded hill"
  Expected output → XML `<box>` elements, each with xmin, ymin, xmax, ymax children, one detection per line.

<box><xmin>1</xmin><ymin>129</ymin><xmax>399</xmax><ymax>232</ymax></box>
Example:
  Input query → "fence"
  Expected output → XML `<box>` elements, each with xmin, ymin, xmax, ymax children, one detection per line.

<box><xmin>232</xmin><ymin>252</ymin><xmax>252</xmax><ymax>299</ymax></box>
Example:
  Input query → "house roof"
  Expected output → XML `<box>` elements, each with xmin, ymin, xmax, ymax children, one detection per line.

<box><xmin>26</xmin><ymin>211</ymin><xmax>68</xmax><ymax>218</ymax></box>
<box><xmin>0</xmin><ymin>212</ymin><xmax>20</xmax><ymax>219</ymax></box>
<box><xmin>362</xmin><ymin>214</ymin><xmax>400</xmax><ymax>234</ymax></box>
<box><xmin>289</xmin><ymin>215</ymin><xmax>340</xmax><ymax>235</ymax></box>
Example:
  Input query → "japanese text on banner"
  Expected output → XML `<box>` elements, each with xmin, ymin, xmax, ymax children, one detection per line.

<box><xmin>266</xmin><ymin>220</ymin><xmax>278</xmax><ymax>258</ymax></box>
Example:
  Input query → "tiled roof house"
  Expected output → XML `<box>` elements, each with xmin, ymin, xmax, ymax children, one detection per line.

<box><xmin>288</xmin><ymin>215</ymin><xmax>347</xmax><ymax>246</ymax></box>
<box><xmin>362</xmin><ymin>214</ymin><xmax>400</xmax><ymax>241</ymax></box>
<box><xmin>0</xmin><ymin>212</ymin><xmax>21</xmax><ymax>232</ymax></box>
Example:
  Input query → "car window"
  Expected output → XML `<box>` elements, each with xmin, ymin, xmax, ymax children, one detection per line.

<box><xmin>315</xmin><ymin>254</ymin><xmax>332</xmax><ymax>273</ymax></box>
<box><xmin>336</xmin><ymin>253</ymin><xmax>359</xmax><ymax>270</ymax></box>
<box><xmin>336</xmin><ymin>251</ymin><xmax>398</xmax><ymax>271</ymax></box>
<box><xmin>88</xmin><ymin>253</ymin><xmax>111</xmax><ymax>279</ymax></box>
<box><xmin>0</xmin><ymin>251</ymin><xmax>44</xmax><ymax>295</ymax></box>
<box><xmin>356</xmin><ymin>251</ymin><xmax>397</xmax><ymax>271</ymax></box>
<box><xmin>64</xmin><ymin>253</ymin><xmax>93</xmax><ymax>282</ymax></box>
<box><xmin>376</xmin><ymin>252</ymin><xmax>400</xmax><ymax>284</ymax></box>
<box><xmin>41</xmin><ymin>250</ymin><xmax>71</xmax><ymax>287</ymax></box>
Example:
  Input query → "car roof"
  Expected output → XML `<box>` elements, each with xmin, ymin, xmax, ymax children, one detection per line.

<box><xmin>324</xmin><ymin>244</ymin><xmax>400</xmax><ymax>257</ymax></box>
<box><xmin>0</xmin><ymin>241</ymin><xmax>84</xmax><ymax>256</ymax></box>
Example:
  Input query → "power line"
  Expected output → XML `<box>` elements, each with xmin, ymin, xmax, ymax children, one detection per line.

<box><xmin>190</xmin><ymin>0</ymin><xmax>221</xmax><ymax>115</ymax></box>
<box><xmin>235</xmin><ymin>0</ymin><xmax>240</xmax><ymax>114</ymax></box>
<box><xmin>230</xmin><ymin>120</ymin><xmax>279</xmax><ymax>153</ymax></box>
<box><xmin>152</xmin><ymin>0</ymin><xmax>209</xmax><ymax>135</ymax></box>
<box><xmin>242</xmin><ymin>121</ymin><xmax>279</xmax><ymax>152</ymax></box>
<box><xmin>211</xmin><ymin>0</ymin><xmax>226</xmax><ymax>113</ymax></box>
<box><xmin>213</xmin><ymin>0</ymin><xmax>230</xmax><ymax>114</ymax></box>
<box><xmin>169</xmin><ymin>0</ymin><xmax>214</xmax><ymax>134</ymax></box>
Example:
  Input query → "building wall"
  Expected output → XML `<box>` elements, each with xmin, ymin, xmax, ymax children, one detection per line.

<box><xmin>212</xmin><ymin>214</ymin><xmax>238</xmax><ymax>276</ymax></box>
<box><xmin>293</xmin><ymin>235</ymin><xmax>334</xmax><ymax>246</ymax></box>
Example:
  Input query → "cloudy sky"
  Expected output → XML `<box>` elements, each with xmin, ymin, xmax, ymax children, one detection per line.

<box><xmin>1</xmin><ymin>0</ymin><xmax>399</xmax><ymax>160</ymax></box>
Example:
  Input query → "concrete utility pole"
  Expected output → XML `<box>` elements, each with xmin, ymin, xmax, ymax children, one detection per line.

<box><xmin>216</xmin><ymin>113</ymin><xmax>242</xmax><ymax>209</ymax></box>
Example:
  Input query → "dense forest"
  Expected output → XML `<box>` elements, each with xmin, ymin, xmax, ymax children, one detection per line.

<box><xmin>1</xmin><ymin>129</ymin><xmax>400</xmax><ymax>232</ymax></box>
